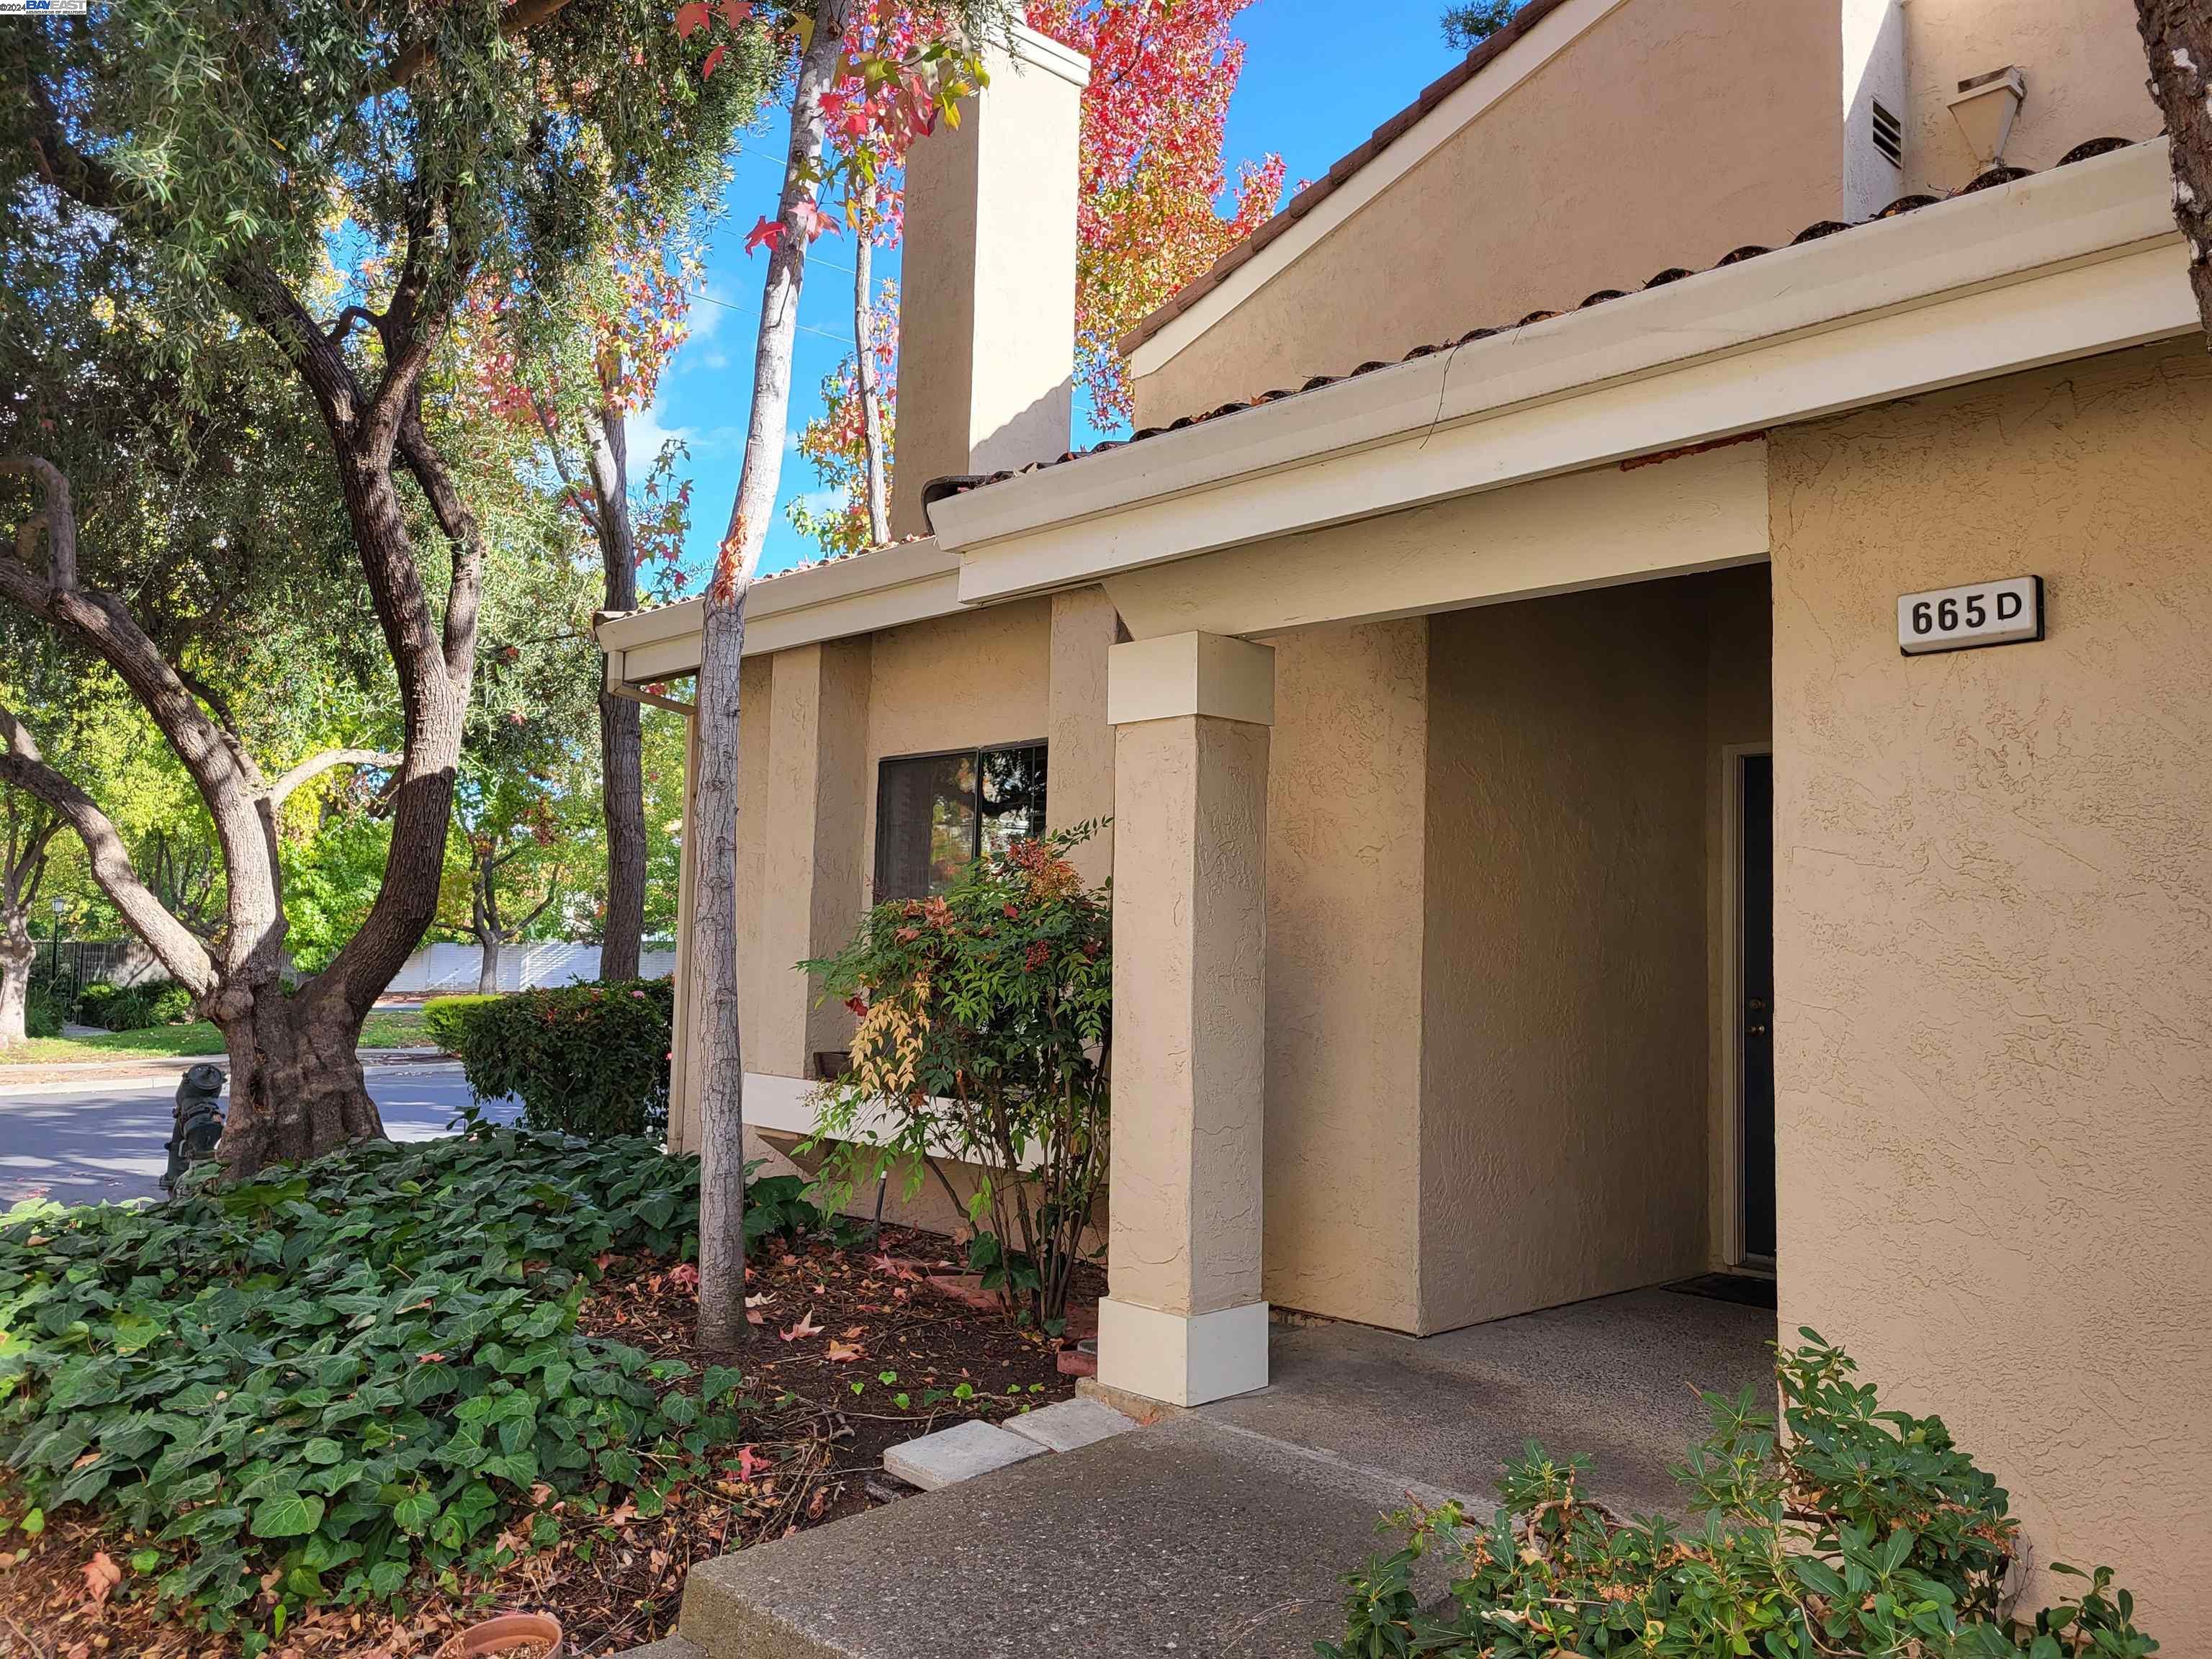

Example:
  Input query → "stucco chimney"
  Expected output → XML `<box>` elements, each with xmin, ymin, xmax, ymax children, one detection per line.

<box><xmin>891</xmin><ymin>24</ymin><xmax>1090</xmax><ymax>540</ymax></box>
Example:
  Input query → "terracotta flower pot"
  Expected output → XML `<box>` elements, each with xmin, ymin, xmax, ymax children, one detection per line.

<box><xmin>444</xmin><ymin>1612</ymin><xmax>566</xmax><ymax>1658</ymax></box>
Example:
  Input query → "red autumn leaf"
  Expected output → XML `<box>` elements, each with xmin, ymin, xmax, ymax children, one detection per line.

<box><xmin>790</xmin><ymin>197</ymin><xmax>841</xmax><ymax>243</ymax></box>
<box><xmin>668</xmin><ymin>1262</ymin><xmax>700</xmax><ymax>1290</ymax></box>
<box><xmin>702</xmin><ymin>39</ymin><xmax>727</xmax><ymax>79</ymax></box>
<box><xmin>780</xmin><ymin>1307</ymin><xmax>823</xmax><ymax>1341</ymax></box>
<box><xmin>744</xmin><ymin>214</ymin><xmax>784</xmax><ymax>256</ymax></box>
<box><xmin>81</xmin><ymin>1552</ymin><xmax>122</xmax><ymax>1606</ymax></box>
<box><xmin>673</xmin><ymin>1</ymin><xmax>710</xmax><ymax>37</ymax></box>
<box><xmin>736</xmin><ymin>1444</ymin><xmax>773</xmax><ymax>1480</ymax></box>
<box><xmin>716</xmin><ymin>0</ymin><xmax>754</xmax><ymax>24</ymax></box>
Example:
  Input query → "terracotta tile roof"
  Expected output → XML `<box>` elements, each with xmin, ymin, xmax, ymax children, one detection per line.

<box><xmin>925</xmin><ymin>137</ymin><xmax>2141</xmax><ymax>509</ymax></box>
<box><xmin>1115</xmin><ymin>0</ymin><xmax>1582</xmax><ymax>358</ymax></box>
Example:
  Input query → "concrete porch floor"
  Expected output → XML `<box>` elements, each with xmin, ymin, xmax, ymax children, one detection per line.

<box><xmin>661</xmin><ymin>1287</ymin><xmax>1775</xmax><ymax>1659</ymax></box>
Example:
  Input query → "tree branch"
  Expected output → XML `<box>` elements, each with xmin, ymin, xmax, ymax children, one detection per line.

<box><xmin>385</xmin><ymin>0</ymin><xmax>579</xmax><ymax>93</ymax></box>
<box><xmin>0</xmin><ymin>708</ymin><xmax>215</xmax><ymax>994</ymax></box>
<box><xmin>0</xmin><ymin>457</ymin><xmax>78</xmax><ymax>591</ymax></box>
<box><xmin>269</xmin><ymin>748</ymin><xmax>404</xmax><ymax>808</ymax></box>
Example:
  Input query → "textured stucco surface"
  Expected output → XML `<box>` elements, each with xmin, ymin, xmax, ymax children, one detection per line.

<box><xmin>1770</xmin><ymin>343</ymin><xmax>2212</xmax><ymax>1640</ymax></box>
<box><xmin>670</xmin><ymin>657</ymin><xmax>772</xmax><ymax>1155</ymax></box>
<box><xmin>1419</xmin><ymin>585</ymin><xmax>1712</xmax><ymax>1334</ymax></box>
<box><xmin>1046</xmin><ymin>586</ymin><xmax>1120</xmax><ymax>887</ymax></box>
<box><xmin>1899</xmin><ymin>0</ymin><xmax>2159</xmax><ymax>197</ymax></box>
<box><xmin>891</xmin><ymin>33</ymin><xmax>1082</xmax><ymax>537</ymax></box>
<box><xmin>1108</xmin><ymin>712</ymin><xmax>1270</xmax><ymax>1318</ymax></box>
<box><xmin>1133</xmin><ymin>0</ymin><xmax>1843</xmax><ymax>426</ymax></box>
<box><xmin>1261</xmin><ymin>620</ymin><xmax>1429</xmax><ymax>1328</ymax></box>
<box><xmin>756</xmin><ymin>641</ymin><xmax>873</xmax><ymax>1078</ymax></box>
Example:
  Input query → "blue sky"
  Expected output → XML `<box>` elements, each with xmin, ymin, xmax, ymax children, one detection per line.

<box><xmin>644</xmin><ymin>0</ymin><xmax>1467</xmax><ymax>580</ymax></box>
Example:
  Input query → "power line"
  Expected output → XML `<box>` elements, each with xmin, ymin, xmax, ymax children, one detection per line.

<box><xmin>682</xmin><ymin>283</ymin><xmax>855</xmax><ymax>347</ymax></box>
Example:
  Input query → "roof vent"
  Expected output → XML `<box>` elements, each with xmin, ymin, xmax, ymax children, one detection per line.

<box><xmin>1871</xmin><ymin>99</ymin><xmax>1903</xmax><ymax>168</ymax></box>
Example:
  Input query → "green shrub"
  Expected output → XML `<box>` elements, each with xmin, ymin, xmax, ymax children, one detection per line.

<box><xmin>74</xmin><ymin>980</ymin><xmax>194</xmax><ymax>1032</ymax></box>
<box><xmin>0</xmin><ymin>1126</ymin><xmax>735</xmax><ymax>1642</ymax></box>
<box><xmin>1319</xmin><ymin>1330</ymin><xmax>2156</xmax><ymax>1659</ymax></box>
<box><xmin>421</xmin><ymin>993</ymin><xmax>499</xmax><ymax>1053</ymax></box>
<box><xmin>445</xmin><ymin>978</ymin><xmax>674</xmax><ymax>1138</ymax></box>
<box><xmin>23</xmin><ymin>981</ymin><xmax>68</xmax><ymax>1039</ymax></box>
<box><xmin>804</xmin><ymin>827</ymin><xmax>1110</xmax><ymax>1330</ymax></box>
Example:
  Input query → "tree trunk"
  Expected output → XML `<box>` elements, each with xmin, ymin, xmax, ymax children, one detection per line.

<box><xmin>2138</xmin><ymin>0</ymin><xmax>2212</xmax><ymax>337</ymax></box>
<box><xmin>0</xmin><ymin>904</ymin><xmax>33</xmax><ymax>1046</ymax></box>
<box><xmin>216</xmin><ymin>981</ymin><xmax>387</xmax><ymax>1174</ymax></box>
<box><xmin>585</xmin><ymin>385</ymin><xmax>647</xmax><ymax>984</ymax></box>
<box><xmin>693</xmin><ymin>0</ymin><xmax>856</xmax><ymax>1356</ymax></box>
<box><xmin>853</xmin><ymin>181</ymin><xmax>891</xmax><ymax>548</ymax></box>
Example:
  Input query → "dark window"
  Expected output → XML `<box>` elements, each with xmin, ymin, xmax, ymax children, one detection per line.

<box><xmin>874</xmin><ymin>742</ymin><xmax>1048</xmax><ymax>899</ymax></box>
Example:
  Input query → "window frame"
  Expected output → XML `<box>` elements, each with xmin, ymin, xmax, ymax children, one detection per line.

<box><xmin>872</xmin><ymin>738</ymin><xmax>1049</xmax><ymax>902</ymax></box>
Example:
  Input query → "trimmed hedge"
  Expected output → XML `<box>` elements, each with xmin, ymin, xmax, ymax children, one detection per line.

<box><xmin>444</xmin><ymin>979</ymin><xmax>674</xmax><ymax>1138</ymax></box>
<box><xmin>420</xmin><ymin>994</ymin><xmax>499</xmax><ymax>1053</ymax></box>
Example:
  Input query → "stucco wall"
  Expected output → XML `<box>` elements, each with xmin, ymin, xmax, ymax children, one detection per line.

<box><xmin>1768</xmin><ymin>342</ymin><xmax>2212</xmax><ymax>1639</ymax></box>
<box><xmin>1132</xmin><ymin>0</ymin><xmax>1843</xmax><ymax>426</ymax></box>
<box><xmin>1901</xmin><ymin>0</ymin><xmax>2158</xmax><ymax>197</ymax></box>
<box><xmin>670</xmin><ymin>656</ymin><xmax>772</xmax><ymax>1155</ymax></box>
<box><xmin>1418</xmin><ymin>584</ymin><xmax>1712</xmax><ymax>1333</ymax></box>
<box><xmin>1260</xmin><ymin>619</ymin><xmax>1429</xmax><ymax>1328</ymax></box>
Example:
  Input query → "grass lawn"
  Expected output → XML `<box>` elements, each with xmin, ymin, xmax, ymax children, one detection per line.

<box><xmin>0</xmin><ymin>1007</ymin><xmax>434</xmax><ymax>1066</ymax></box>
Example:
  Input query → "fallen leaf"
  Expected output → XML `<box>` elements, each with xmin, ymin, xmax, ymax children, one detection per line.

<box><xmin>744</xmin><ymin>1292</ymin><xmax>771</xmax><ymax>1308</ymax></box>
<box><xmin>745</xmin><ymin>1309</ymin><xmax>765</xmax><ymax>1326</ymax></box>
<box><xmin>81</xmin><ymin>1552</ymin><xmax>121</xmax><ymax>1606</ymax></box>
<box><xmin>780</xmin><ymin>1308</ymin><xmax>822</xmax><ymax>1341</ymax></box>
<box><xmin>825</xmin><ymin>1341</ymin><xmax>863</xmax><ymax>1362</ymax></box>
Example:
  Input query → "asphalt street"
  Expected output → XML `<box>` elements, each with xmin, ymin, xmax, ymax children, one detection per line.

<box><xmin>0</xmin><ymin>1064</ymin><xmax>520</xmax><ymax>1208</ymax></box>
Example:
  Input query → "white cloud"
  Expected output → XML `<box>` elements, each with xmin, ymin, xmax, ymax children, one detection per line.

<box><xmin>626</xmin><ymin>397</ymin><xmax>693</xmax><ymax>467</ymax></box>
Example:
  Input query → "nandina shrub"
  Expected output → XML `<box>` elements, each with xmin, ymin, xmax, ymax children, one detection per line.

<box><xmin>803</xmin><ymin>827</ymin><xmax>1111</xmax><ymax>1330</ymax></box>
<box><xmin>446</xmin><ymin>977</ymin><xmax>674</xmax><ymax>1138</ymax></box>
<box><xmin>0</xmin><ymin>1126</ymin><xmax>738</xmax><ymax>1644</ymax></box>
<box><xmin>1321</xmin><ymin>1331</ymin><xmax>2157</xmax><ymax>1659</ymax></box>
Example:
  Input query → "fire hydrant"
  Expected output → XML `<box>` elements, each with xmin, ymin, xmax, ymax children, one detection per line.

<box><xmin>163</xmin><ymin>1063</ymin><xmax>226</xmax><ymax>1195</ymax></box>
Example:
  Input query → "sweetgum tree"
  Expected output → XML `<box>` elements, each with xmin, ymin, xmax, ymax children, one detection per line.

<box><xmin>0</xmin><ymin>1</ymin><xmax>767</xmax><ymax>1173</ymax></box>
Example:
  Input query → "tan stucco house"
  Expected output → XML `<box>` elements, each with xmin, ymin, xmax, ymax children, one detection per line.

<box><xmin>597</xmin><ymin>0</ymin><xmax>2209</xmax><ymax>1635</ymax></box>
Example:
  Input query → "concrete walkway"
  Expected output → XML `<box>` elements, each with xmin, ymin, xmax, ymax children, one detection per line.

<box><xmin>665</xmin><ymin>1287</ymin><xmax>1775</xmax><ymax>1659</ymax></box>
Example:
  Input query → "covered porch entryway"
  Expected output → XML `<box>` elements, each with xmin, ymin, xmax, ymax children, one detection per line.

<box><xmin>1092</xmin><ymin>552</ymin><xmax>1780</xmax><ymax>1407</ymax></box>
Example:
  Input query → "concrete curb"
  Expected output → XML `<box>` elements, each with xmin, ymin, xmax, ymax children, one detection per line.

<box><xmin>0</xmin><ymin>1048</ymin><xmax>451</xmax><ymax>1091</ymax></box>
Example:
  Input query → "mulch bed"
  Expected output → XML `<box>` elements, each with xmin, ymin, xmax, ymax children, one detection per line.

<box><xmin>0</xmin><ymin>1227</ymin><xmax>1102</xmax><ymax>1659</ymax></box>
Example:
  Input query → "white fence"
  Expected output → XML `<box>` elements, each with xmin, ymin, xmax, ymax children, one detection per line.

<box><xmin>384</xmin><ymin>941</ymin><xmax>678</xmax><ymax>995</ymax></box>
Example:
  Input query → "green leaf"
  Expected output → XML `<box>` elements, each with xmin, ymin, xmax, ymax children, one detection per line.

<box><xmin>391</xmin><ymin>1491</ymin><xmax>438</xmax><ymax>1537</ymax></box>
<box><xmin>248</xmin><ymin>1492</ymin><xmax>325</xmax><ymax>1540</ymax></box>
<box><xmin>596</xmin><ymin>1447</ymin><xmax>642</xmax><ymax>1488</ymax></box>
<box><xmin>300</xmin><ymin>1437</ymin><xmax>345</xmax><ymax>1467</ymax></box>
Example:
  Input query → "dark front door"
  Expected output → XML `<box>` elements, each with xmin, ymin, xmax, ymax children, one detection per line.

<box><xmin>1740</xmin><ymin>752</ymin><xmax>1776</xmax><ymax>1262</ymax></box>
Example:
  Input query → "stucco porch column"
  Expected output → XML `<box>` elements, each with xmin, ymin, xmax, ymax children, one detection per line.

<box><xmin>1097</xmin><ymin>631</ymin><xmax>1273</xmax><ymax>1407</ymax></box>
